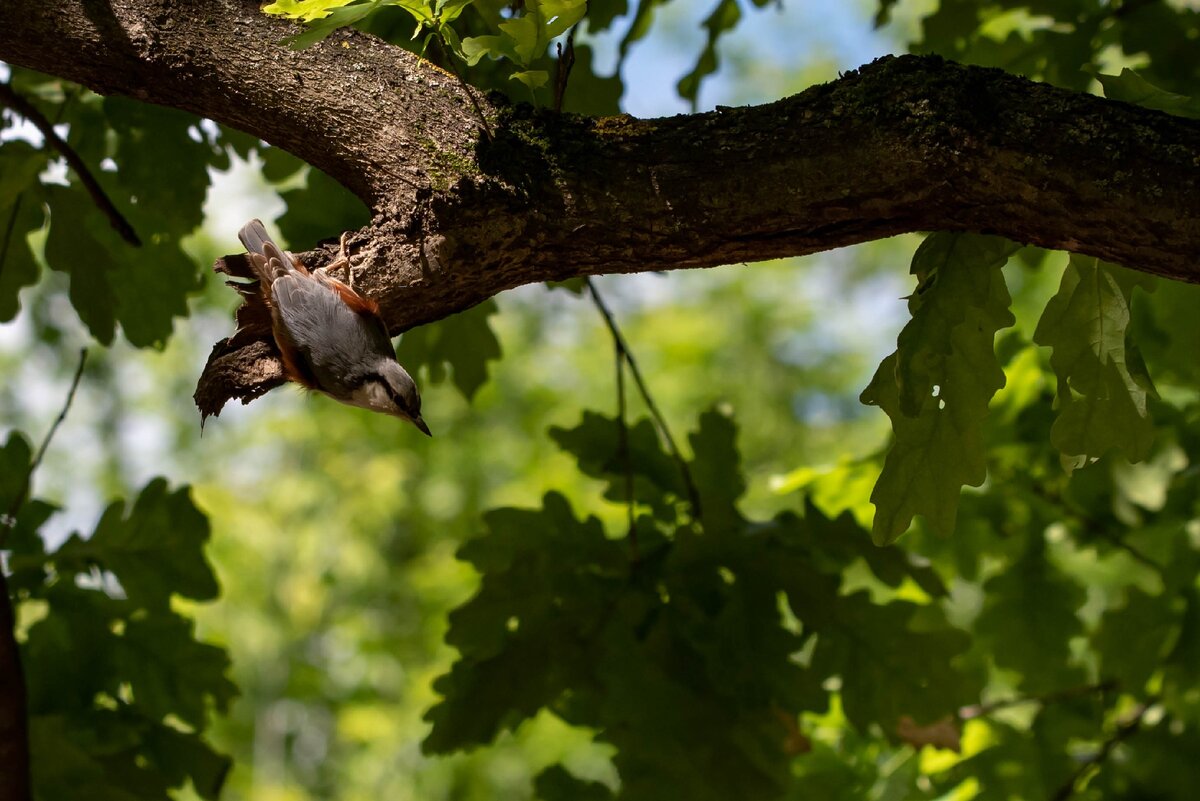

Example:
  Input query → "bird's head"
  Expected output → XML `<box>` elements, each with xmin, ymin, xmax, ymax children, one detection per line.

<box><xmin>347</xmin><ymin>358</ymin><xmax>430</xmax><ymax>435</ymax></box>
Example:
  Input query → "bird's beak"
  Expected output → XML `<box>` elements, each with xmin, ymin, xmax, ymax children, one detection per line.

<box><xmin>412</xmin><ymin>415</ymin><xmax>432</xmax><ymax>437</ymax></box>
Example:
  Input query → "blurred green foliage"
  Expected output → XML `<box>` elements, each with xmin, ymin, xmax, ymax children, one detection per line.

<box><xmin>5</xmin><ymin>0</ymin><xmax>1200</xmax><ymax>799</ymax></box>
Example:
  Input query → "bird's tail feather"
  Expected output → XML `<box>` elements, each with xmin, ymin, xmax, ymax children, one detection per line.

<box><xmin>238</xmin><ymin>219</ymin><xmax>297</xmax><ymax>284</ymax></box>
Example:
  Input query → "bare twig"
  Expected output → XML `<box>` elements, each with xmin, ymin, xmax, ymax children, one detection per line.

<box><xmin>0</xmin><ymin>83</ymin><xmax>140</xmax><ymax>246</ymax></box>
<box><xmin>553</xmin><ymin>30</ymin><xmax>576</xmax><ymax>114</ymax></box>
<box><xmin>585</xmin><ymin>278</ymin><xmax>703</xmax><ymax>520</ymax></box>
<box><xmin>1051</xmin><ymin>698</ymin><xmax>1154</xmax><ymax>801</ymax></box>
<box><xmin>959</xmin><ymin>680</ymin><xmax>1118</xmax><ymax>720</ymax></box>
<box><xmin>0</xmin><ymin>193</ymin><xmax>23</xmax><ymax>284</ymax></box>
<box><xmin>1</xmin><ymin>348</ymin><xmax>88</xmax><ymax>546</ymax></box>
<box><xmin>431</xmin><ymin>38</ymin><xmax>494</xmax><ymax>142</ymax></box>
<box><xmin>612</xmin><ymin>336</ymin><xmax>637</xmax><ymax>557</ymax></box>
<box><xmin>1025</xmin><ymin>483</ymin><xmax>1165</xmax><ymax>577</ymax></box>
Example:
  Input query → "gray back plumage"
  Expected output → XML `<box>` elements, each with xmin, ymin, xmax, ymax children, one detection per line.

<box><xmin>271</xmin><ymin>273</ymin><xmax>396</xmax><ymax>395</ymax></box>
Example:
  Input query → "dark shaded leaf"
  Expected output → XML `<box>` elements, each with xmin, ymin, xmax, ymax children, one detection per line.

<box><xmin>861</xmin><ymin>233</ymin><xmax>1016</xmax><ymax>542</ymax></box>
<box><xmin>55</xmin><ymin>479</ymin><xmax>219</xmax><ymax>608</ymax></box>
<box><xmin>396</xmin><ymin>299</ymin><xmax>503</xmax><ymax>399</ymax></box>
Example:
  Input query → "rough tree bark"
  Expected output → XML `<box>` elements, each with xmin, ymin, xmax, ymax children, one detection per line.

<box><xmin>2</xmin><ymin>0</ymin><xmax>1199</xmax><ymax>418</ymax></box>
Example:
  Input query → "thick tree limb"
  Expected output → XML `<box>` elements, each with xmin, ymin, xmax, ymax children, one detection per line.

<box><xmin>2</xmin><ymin>1</ymin><xmax>1200</xmax><ymax>417</ymax></box>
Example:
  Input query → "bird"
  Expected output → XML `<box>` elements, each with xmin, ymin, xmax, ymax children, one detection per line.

<box><xmin>237</xmin><ymin>219</ymin><xmax>430</xmax><ymax>435</ymax></box>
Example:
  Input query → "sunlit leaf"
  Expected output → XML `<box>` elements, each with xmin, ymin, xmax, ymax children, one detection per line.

<box><xmin>263</xmin><ymin>0</ymin><xmax>364</xmax><ymax>22</ymax></box>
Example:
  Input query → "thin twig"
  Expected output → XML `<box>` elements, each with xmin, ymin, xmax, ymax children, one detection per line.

<box><xmin>432</xmin><ymin>38</ymin><xmax>495</xmax><ymax>141</ymax></box>
<box><xmin>1098</xmin><ymin>530</ymin><xmax>1164</xmax><ymax>574</ymax></box>
<box><xmin>1026</xmin><ymin>482</ymin><xmax>1165</xmax><ymax>577</ymax></box>
<box><xmin>613</xmin><ymin>337</ymin><xmax>637</xmax><ymax>557</ymax></box>
<box><xmin>1050</xmin><ymin>698</ymin><xmax>1154</xmax><ymax>801</ymax></box>
<box><xmin>585</xmin><ymin>278</ymin><xmax>703</xmax><ymax>520</ymax></box>
<box><xmin>553</xmin><ymin>30</ymin><xmax>577</xmax><ymax>114</ymax></box>
<box><xmin>959</xmin><ymin>680</ymin><xmax>1118</xmax><ymax>720</ymax></box>
<box><xmin>0</xmin><ymin>193</ymin><xmax>23</xmax><ymax>284</ymax></box>
<box><xmin>0</xmin><ymin>83</ymin><xmax>140</xmax><ymax>246</ymax></box>
<box><xmin>1</xmin><ymin>348</ymin><xmax>88</xmax><ymax>548</ymax></box>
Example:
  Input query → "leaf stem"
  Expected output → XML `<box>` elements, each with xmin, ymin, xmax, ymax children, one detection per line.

<box><xmin>1050</xmin><ymin>697</ymin><xmax>1154</xmax><ymax>801</ymax></box>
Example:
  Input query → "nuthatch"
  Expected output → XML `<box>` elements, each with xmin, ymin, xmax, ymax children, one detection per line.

<box><xmin>238</xmin><ymin>219</ymin><xmax>430</xmax><ymax>435</ymax></box>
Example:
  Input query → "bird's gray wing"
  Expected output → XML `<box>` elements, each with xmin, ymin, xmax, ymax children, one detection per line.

<box><xmin>271</xmin><ymin>274</ymin><xmax>394</xmax><ymax>393</ymax></box>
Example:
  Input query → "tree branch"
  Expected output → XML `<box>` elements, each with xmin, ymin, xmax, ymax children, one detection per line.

<box><xmin>3</xmin><ymin>1</ymin><xmax>1200</xmax><ymax>417</ymax></box>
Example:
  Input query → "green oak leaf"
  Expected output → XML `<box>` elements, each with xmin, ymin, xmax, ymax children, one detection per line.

<box><xmin>118</xmin><ymin>612</ymin><xmax>238</xmax><ymax>728</ymax></box>
<box><xmin>1098</xmin><ymin>68</ymin><xmax>1200</xmax><ymax>118</ymax></box>
<box><xmin>0</xmin><ymin>141</ymin><xmax>49</xmax><ymax>321</ymax></box>
<box><xmin>677</xmin><ymin>0</ymin><xmax>740</xmax><ymax>106</ymax></box>
<box><xmin>423</xmin><ymin>492</ymin><xmax>622</xmax><ymax>752</ymax></box>
<box><xmin>395</xmin><ymin>299</ymin><xmax>502</xmax><ymax>400</ymax></box>
<box><xmin>54</xmin><ymin>479</ymin><xmax>219</xmax><ymax>609</ymax></box>
<box><xmin>44</xmin><ymin>185</ymin><xmax>201</xmax><ymax>348</ymax></box>
<box><xmin>810</xmin><ymin>593</ymin><xmax>978</xmax><ymax>734</ymax></box>
<box><xmin>44</xmin><ymin>186</ymin><xmax>119</xmax><ymax>344</ymax></box>
<box><xmin>549</xmin><ymin>411</ymin><xmax>685</xmax><ymax>518</ymax></box>
<box><xmin>512</xmin><ymin>69</ymin><xmax>550</xmax><ymax>91</ymax></box>
<box><xmin>974</xmin><ymin>536</ymin><xmax>1086</xmax><ymax>693</ymax></box>
<box><xmin>1092</xmin><ymin>586</ymin><xmax>1182</xmax><ymax>691</ymax></box>
<box><xmin>861</xmin><ymin>233</ymin><xmax>1016</xmax><ymax>543</ymax></box>
<box><xmin>535</xmin><ymin>765</ymin><xmax>614</xmax><ymax>801</ymax></box>
<box><xmin>105</xmin><ymin>96</ymin><xmax>215</xmax><ymax>236</ymax></box>
<box><xmin>687</xmin><ymin>406</ymin><xmax>744</xmax><ymax>534</ymax></box>
<box><xmin>1034</xmin><ymin>255</ymin><xmax>1156</xmax><ymax>467</ymax></box>
<box><xmin>894</xmin><ymin>234</ymin><xmax>1018</xmax><ymax>417</ymax></box>
<box><xmin>459</xmin><ymin>0</ymin><xmax>585</xmax><ymax>68</ymax></box>
<box><xmin>276</xmin><ymin>166</ymin><xmax>370</xmax><ymax>248</ymax></box>
<box><xmin>263</xmin><ymin>0</ymin><xmax>363</xmax><ymax>21</ymax></box>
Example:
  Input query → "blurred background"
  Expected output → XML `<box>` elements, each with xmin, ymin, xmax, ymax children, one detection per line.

<box><xmin>5</xmin><ymin>0</ymin><xmax>1180</xmax><ymax>798</ymax></box>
